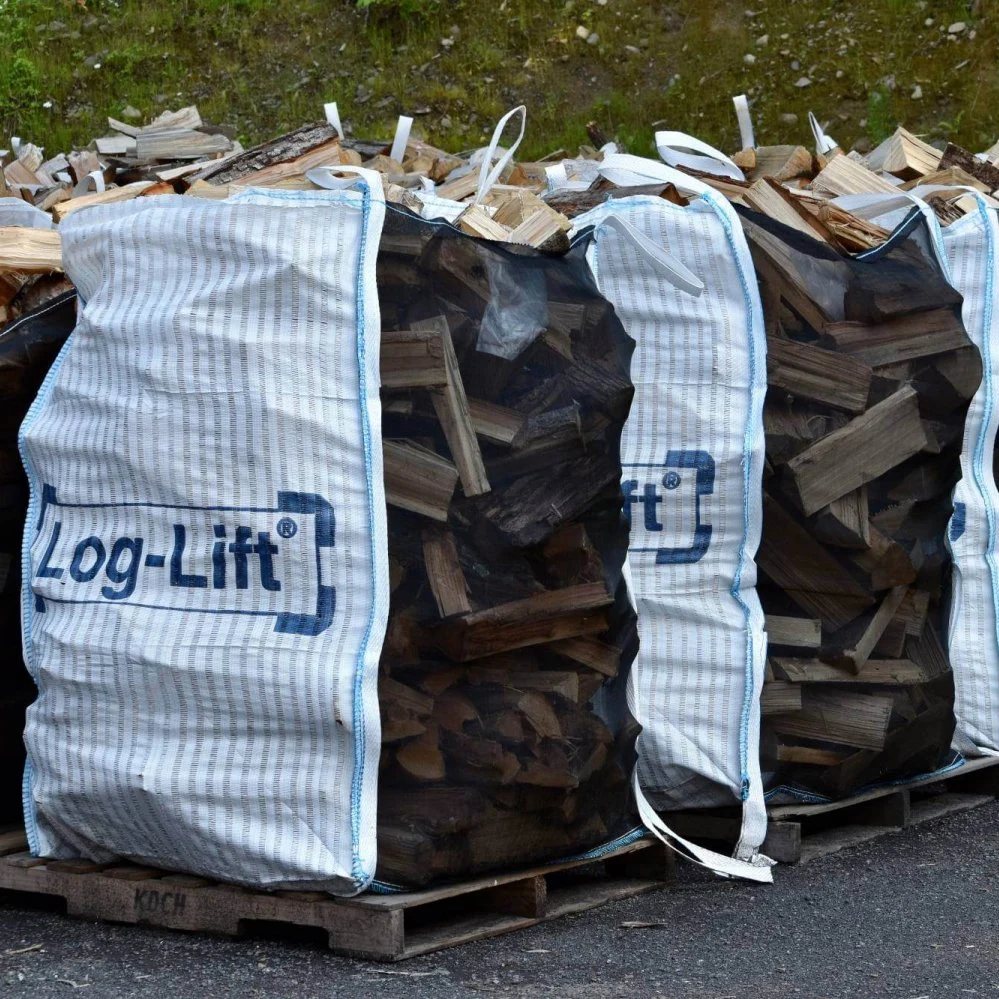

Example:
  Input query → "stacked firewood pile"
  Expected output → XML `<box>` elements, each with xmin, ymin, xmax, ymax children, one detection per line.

<box><xmin>743</xmin><ymin>211</ymin><xmax>975</xmax><ymax>798</ymax></box>
<box><xmin>373</xmin><ymin>209</ymin><xmax>637</xmax><ymax>885</ymax></box>
<box><xmin>3</xmin><ymin>105</ymin><xmax>999</xmax><ymax>830</ymax></box>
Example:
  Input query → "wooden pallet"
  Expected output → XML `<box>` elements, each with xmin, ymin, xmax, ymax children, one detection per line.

<box><xmin>0</xmin><ymin>830</ymin><xmax>674</xmax><ymax>961</ymax></box>
<box><xmin>763</xmin><ymin>755</ymin><xmax>999</xmax><ymax>864</ymax></box>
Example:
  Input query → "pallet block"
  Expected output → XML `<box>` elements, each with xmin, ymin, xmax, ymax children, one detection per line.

<box><xmin>0</xmin><ymin>832</ymin><xmax>675</xmax><ymax>961</ymax></box>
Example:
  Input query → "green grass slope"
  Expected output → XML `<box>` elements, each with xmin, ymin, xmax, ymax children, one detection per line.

<box><xmin>2</xmin><ymin>0</ymin><xmax>997</xmax><ymax>160</ymax></box>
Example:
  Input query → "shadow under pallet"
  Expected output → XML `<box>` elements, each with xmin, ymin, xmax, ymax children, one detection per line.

<box><xmin>0</xmin><ymin>830</ymin><xmax>675</xmax><ymax>962</ymax></box>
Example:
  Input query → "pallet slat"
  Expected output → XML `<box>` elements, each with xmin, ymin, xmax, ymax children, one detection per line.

<box><xmin>0</xmin><ymin>834</ymin><xmax>674</xmax><ymax>961</ymax></box>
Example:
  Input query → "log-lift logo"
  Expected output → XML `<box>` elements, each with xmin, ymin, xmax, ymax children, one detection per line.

<box><xmin>30</xmin><ymin>485</ymin><xmax>336</xmax><ymax>636</ymax></box>
<box><xmin>623</xmin><ymin>450</ymin><xmax>714</xmax><ymax>564</ymax></box>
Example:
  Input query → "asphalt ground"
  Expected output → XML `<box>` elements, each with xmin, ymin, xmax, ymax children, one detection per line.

<box><xmin>2</xmin><ymin>800</ymin><xmax>998</xmax><ymax>999</ymax></box>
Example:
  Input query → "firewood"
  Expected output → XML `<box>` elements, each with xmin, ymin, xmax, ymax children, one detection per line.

<box><xmin>765</xmin><ymin>616</ymin><xmax>821</xmax><ymax>649</ymax></box>
<box><xmin>380</xmin><ymin>330</ymin><xmax>448</xmax><ymax>388</ymax></box>
<box><xmin>809</xmin><ymin>153</ymin><xmax>900</xmax><ymax>197</ymax></box>
<box><xmin>761</xmin><ymin>681</ymin><xmax>803</xmax><ymax>716</ymax></box>
<box><xmin>864</xmin><ymin>127</ymin><xmax>942</xmax><ymax>180</ymax></box>
<box><xmin>467</xmin><ymin>668</ymin><xmax>580</xmax><ymax>702</ymax></box>
<box><xmin>422</xmin><ymin>528</ymin><xmax>471</xmax><ymax>617</ymax></box>
<box><xmin>51</xmin><ymin>181</ymin><xmax>160</xmax><ymax>222</ymax></box>
<box><xmin>467</xmin><ymin>398</ymin><xmax>525</xmax><ymax>445</ymax></box>
<box><xmin>396</xmin><ymin>725</ymin><xmax>447</xmax><ymax>781</ymax></box>
<box><xmin>821</xmin><ymin>309</ymin><xmax>969</xmax><ymax>367</ymax></box>
<box><xmin>774</xmin><ymin>744</ymin><xmax>848</xmax><ymax>766</ymax></box>
<box><xmin>785</xmin><ymin>386</ymin><xmax>928</xmax><ymax>516</ymax></box>
<box><xmin>812</xmin><ymin>488</ymin><xmax>871</xmax><ymax>550</ymax></box>
<box><xmin>766</xmin><ymin>335</ymin><xmax>872</xmax><ymax>414</ymax></box>
<box><xmin>456</xmin><ymin>204</ymin><xmax>510</xmax><ymax>242</ymax></box>
<box><xmin>749</xmin><ymin>145</ymin><xmax>815</xmax><ymax>183</ymax></box>
<box><xmin>411</xmin><ymin>316</ymin><xmax>490</xmax><ymax>497</ymax></box>
<box><xmin>383</xmin><ymin>439</ymin><xmax>459</xmax><ymax>521</ymax></box>
<box><xmin>835</xmin><ymin>585</ymin><xmax>910</xmax><ymax>673</ymax></box>
<box><xmin>0</xmin><ymin>228</ymin><xmax>63</xmax><ymax>273</ymax></box>
<box><xmin>433</xmin><ymin>583</ymin><xmax>613</xmax><ymax>662</ymax></box>
<box><xmin>548</xmin><ymin>636</ymin><xmax>621</xmax><ymax>677</ymax></box>
<box><xmin>938</xmin><ymin>142</ymin><xmax>999</xmax><ymax>193</ymax></box>
<box><xmin>770</xmin><ymin>689</ymin><xmax>894</xmax><ymax>750</ymax></box>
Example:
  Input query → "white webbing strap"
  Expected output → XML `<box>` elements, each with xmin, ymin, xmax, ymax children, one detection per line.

<box><xmin>474</xmin><ymin>105</ymin><xmax>527</xmax><ymax>204</ymax></box>
<box><xmin>72</xmin><ymin>169</ymin><xmax>106</xmax><ymax>198</ymax></box>
<box><xmin>654</xmin><ymin>130</ymin><xmax>745</xmax><ymax>182</ymax></box>
<box><xmin>594</xmin><ymin>213</ymin><xmax>704</xmax><ymax>296</ymax></box>
<box><xmin>389</xmin><ymin>116</ymin><xmax>413</xmax><ymax>165</ymax></box>
<box><xmin>733</xmin><ymin>94</ymin><xmax>755</xmax><ymax>151</ymax></box>
<box><xmin>324</xmin><ymin>101</ymin><xmax>344</xmax><ymax>140</ymax></box>
<box><xmin>597</xmin><ymin>153</ymin><xmax>712</xmax><ymax>197</ymax></box>
<box><xmin>303</xmin><ymin>165</ymin><xmax>383</xmax><ymax>196</ymax></box>
<box><xmin>808</xmin><ymin>112</ymin><xmax>839</xmax><ymax>156</ymax></box>
<box><xmin>633</xmin><ymin>773</ymin><xmax>775</xmax><ymax>882</ymax></box>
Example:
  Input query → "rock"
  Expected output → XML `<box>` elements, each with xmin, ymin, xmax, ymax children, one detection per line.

<box><xmin>756</xmin><ymin>34</ymin><xmax>769</xmax><ymax>45</ymax></box>
<box><xmin>575</xmin><ymin>24</ymin><xmax>590</xmax><ymax>40</ymax></box>
<box><xmin>835</xmin><ymin>69</ymin><xmax>844</xmax><ymax>79</ymax></box>
<box><xmin>794</xmin><ymin>77</ymin><xmax>811</xmax><ymax>88</ymax></box>
<box><xmin>780</xmin><ymin>112</ymin><xmax>798</xmax><ymax>125</ymax></box>
<box><xmin>924</xmin><ymin>17</ymin><xmax>934</xmax><ymax>26</ymax></box>
<box><xmin>853</xmin><ymin>137</ymin><xmax>871</xmax><ymax>154</ymax></box>
<box><xmin>911</xmin><ymin>85</ymin><xmax>923</xmax><ymax>100</ymax></box>
<box><xmin>587</xmin><ymin>32</ymin><xmax>599</xmax><ymax>45</ymax></box>
<box><xmin>120</xmin><ymin>105</ymin><xmax>141</xmax><ymax>120</ymax></box>
<box><xmin>948</xmin><ymin>21</ymin><xmax>966</xmax><ymax>33</ymax></box>
<box><xmin>744</xmin><ymin>53</ymin><xmax>756</xmax><ymax>65</ymax></box>
<box><xmin>440</xmin><ymin>115</ymin><xmax>452</xmax><ymax>129</ymax></box>
<box><xmin>624</xmin><ymin>44</ymin><xmax>640</xmax><ymax>55</ymax></box>
<box><xmin>791</xmin><ymin>59</ymin><xmax>800</xmax><ymax>70</ymax></box>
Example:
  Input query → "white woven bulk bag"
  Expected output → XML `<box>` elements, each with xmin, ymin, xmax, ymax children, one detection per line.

<box><xmin>20</xmin><ymin>179</ymin><xmax>388</xmax><ymax>893</ymax></box>
<box><xmin>573</xmin><ymin>156</ymin><xmax>771</xmax><ymax>880</ymax></box>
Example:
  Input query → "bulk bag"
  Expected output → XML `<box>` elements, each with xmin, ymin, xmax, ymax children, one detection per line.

<box><xmin>21</xmin><ymin>182</ymin><xmax>389</xmax><ymax>893</ymax></box>
<box><xmin>572</xmin><ymin>158</ymin><xmax>772</xmax><ymax>880</ymax></box>
<box><xmin>835</xmin><ymin>188</ymin><xmax>999</xmax><ymax>759</ymax></box>
<box><xmin>739</xmin><ymin>205</ymin><xmax>979</xmax><ymax>801</ymax></box>
<box><xmin>21</xmin><ymin>177</ymin><xmax>645</xmax><ymax>891</ymax></box>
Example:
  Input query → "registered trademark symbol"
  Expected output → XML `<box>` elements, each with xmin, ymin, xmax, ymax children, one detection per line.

<box><xmin>663</xmin><ymin>472</ymin><xmax>681</xmax><ymax>491</ymax></box>
<box><xmin>276</xmin><ymin>517</ymin><xmax>298</xmax><ymax>539</ymax></box>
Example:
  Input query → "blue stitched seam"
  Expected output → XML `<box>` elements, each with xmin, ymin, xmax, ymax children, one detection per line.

<box><xmin>347</xmin><ymin>183</ymin><xmax>378</xmax><ymax>891</ymax></box>
<box><xmin>705</xmin><ymin>191</ymin><xmax>765</xmax><ymax>802</ymax></box>
<box><xmin>966</xmin><ymin>199</ymin><xmax>999</xmax><ymax>712</ymax></box>
<box><xmin>18</xmin><ymin>321</ymin><xmax>79</xmax><ymax>855</ymax></box>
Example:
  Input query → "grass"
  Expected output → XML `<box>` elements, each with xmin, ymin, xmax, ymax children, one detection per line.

<box><xmin>1</xmin><ymin>0</ymin><xmax>997</xmax><ymax>160</ymax></box>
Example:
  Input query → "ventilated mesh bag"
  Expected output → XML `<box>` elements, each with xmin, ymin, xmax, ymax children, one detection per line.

<box><xmin>372</xmin><ymin>205</ymin><xmax>640</xmax><ymax>886</ymax></box>
<box><xmin>739</xmin><ymin>206</ymin><xmax>979</xmax><ymax>801</ymax></box>
<box><xmin>19</xmin><ymin>183</ymin><xmax>642</xmax><ymax>891</ymax></box>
